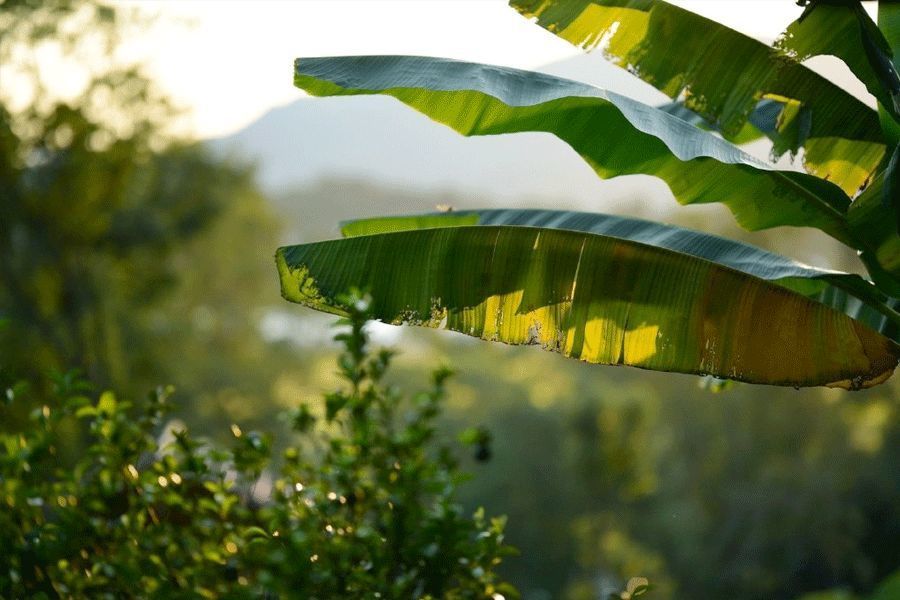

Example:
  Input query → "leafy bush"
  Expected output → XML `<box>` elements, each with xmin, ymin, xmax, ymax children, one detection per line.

<box><xmin>0</xmin><ymin>293</ymin><xmax>517</xmax><ymax>599</ymax></box>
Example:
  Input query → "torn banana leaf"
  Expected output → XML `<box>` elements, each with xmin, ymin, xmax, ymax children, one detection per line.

<box><xmin>277</xmin><ymin>226</ymin><xmax>899</xmax><ymax>389</ymax></box>
<box><xmin>777</xmin><ymin>1</ymin><xmax>900</xmax><ymax>122</ymax></box>
<box><xmin>341</xmin><ymin>209</ymin><xmax>900</xmax><ymax>343</ymax></box>
<box><xmin>293</xmin><ymin>55</ymin><xmax>856</xmax><ymax>246</ymax></box>
<box><xmin>509</xmin><ymin>0</ymin><xmax>887</xmax><ymax>196</ymax></box>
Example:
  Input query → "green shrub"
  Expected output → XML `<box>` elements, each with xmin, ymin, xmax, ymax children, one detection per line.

<box><xmin>0</xmin><ymin>292</ymin><xmax>517</xmax><ymax>599</ymax></box>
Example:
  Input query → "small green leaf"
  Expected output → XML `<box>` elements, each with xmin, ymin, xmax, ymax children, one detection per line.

<box><xmin>97</xmin><ymin>391</ymin><xmax>117</xmax><ymax>415</ymax></box>
<box><xmin>325</xmin><ymin>392</ymin><xmax>347</xmax><ymax>421</ymax></box>
<box><xmin>458</xmin><ymin>427</ymin><xmax>483</xmax><ymax>446</ymax></box>
<box><xmin>242</xmin><ymin>526</ymin><xmax>270</xmax><ymax>539</ymax></box>
<box><xmin>75</xmin><ymin>406</ymin><xmax>98</xmax><ymax>419</ymax></box>
<box><xmin>291</xmin><ymin>404</ymin><xmax>316</xmax><ymax>432</ymax></box>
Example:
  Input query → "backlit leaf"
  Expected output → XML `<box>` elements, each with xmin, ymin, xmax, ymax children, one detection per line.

<box><xmin>341</xmin><ymin>209</ymin><xmax>900</xmax><ymax>342</ymax></box>
<box><xmin>277</xmin><ymin>226</ymin><xmax>899</xmax><ymax>389</ymax></box>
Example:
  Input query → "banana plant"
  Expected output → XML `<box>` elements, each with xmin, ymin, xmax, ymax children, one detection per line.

<box><xmin>278</xmin><ymin>0</ymin><xmax>900</xmax><ymax>389</ymax></box>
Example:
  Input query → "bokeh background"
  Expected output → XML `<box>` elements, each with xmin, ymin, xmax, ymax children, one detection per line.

<box><xmin>2</xmin><ymin>1</ymin><xmax>898</xmax><ymax>598</ymax></box>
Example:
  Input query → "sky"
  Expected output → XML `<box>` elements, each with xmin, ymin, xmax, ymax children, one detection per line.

<box><xmin>114</xmin><ymin>0</ymin><xmax>878</xmax><ymax>139</ymax></box>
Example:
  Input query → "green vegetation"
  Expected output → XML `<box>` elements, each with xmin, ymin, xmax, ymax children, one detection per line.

<box><xmin>0</xmin><ymin>0</ymin><xmax>286</xmax><ymax>440</ymax></box>
<box><xmin>282</xmin><ymin>0</ymin><xmax>900</xmax><ymax>389</ymax></box>
<box><xmin>0</xmin><ymin>298</ymin><xmax>516</xmax><ymax>598</ymax></box>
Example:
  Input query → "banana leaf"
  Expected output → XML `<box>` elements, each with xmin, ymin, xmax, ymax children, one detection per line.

<box><xmin>881</xmin><ymin>1</ymin><xmax>900</xmax><ymax>144</ymax></box>
<box><xmin>341</xmin><ymin>209</ymin><xmax>900</xmax><ymax>343</ymax></box>
<box><xmin>658</xmin><ymin>101</ymin><xmax>763</xmax><ymax>145</ymax></box>
<box><xmin>509</xmin><ymin>0</ymin><xmax>887</xmax><ymax>196</ymax></box>
<box><xmin>849</xmin><ymin>172</ymin><xmax>900</xmax><ymax>296</ymax></box>
<box><xmin>277</xmin><ymin>225</ymin><xmax>899</xmax><ymax>389</ymax></box>
<box><xmin>293</xmin><ymin>55</ymin><xmax>856</xmax><ymax>247</ymax></box>
<box><xmin>777</xmin><ymin>1</ymin><xmax>900</xmax><ymax>122</ymax></box>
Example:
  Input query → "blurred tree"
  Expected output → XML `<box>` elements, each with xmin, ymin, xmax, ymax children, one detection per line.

<box><xmin>0</xmin><ymin>0</ymin><xmax>282</xmax><ymax>430</ymax></box>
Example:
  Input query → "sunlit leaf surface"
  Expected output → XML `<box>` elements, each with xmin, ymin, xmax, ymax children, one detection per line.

<box><xmin>341</xmin><ymin>209</ymin><xmax>900</xmax><ymax>342</ymax></box>
<box><xmin>277</xmin><ymin>226</ymin><xmax>899</xmax><ymax>389</ymax></box>
<box><xmin>509</xmin><ymin>0</ymin><xmax>887</xmax><ymax>196</ymax></box>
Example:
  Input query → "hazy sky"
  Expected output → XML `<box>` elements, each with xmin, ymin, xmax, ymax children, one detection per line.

<box><xmin>111</xmin><ymin>0</ymin><xmax>877</xmax><ymax>139</ymax></box>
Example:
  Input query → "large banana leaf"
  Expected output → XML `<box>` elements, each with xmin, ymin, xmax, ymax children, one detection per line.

<box><xmin>277</xmin><ymin>225</ymin><xmax>899</xmax><ymax>389</ymax></box>
<box><xmin>340</xmin><ymin>209</ymin><xmax>900</xmax><ymax>342</ymax></box>
<box><xmin>293</xmin><ymin>55</ymin><xmax>856</xmax><ymax>247</ymax></box>
<box><xmin>509</xmin><ymin>0</ymin><xmax>887</xmax><ymax>196</ymax></box>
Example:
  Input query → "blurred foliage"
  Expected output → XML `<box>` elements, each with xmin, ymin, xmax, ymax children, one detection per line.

<box><xmin>0</xmin><ymin>0</ymin><xmax>286</xmax><ymax>438</ymax></box>
<box><xmin>0</xmin><ymin>112</ymin><xmax>275</xmax><ymax>392</ymax></box>
<box><xmin>406</xmin><ymin>338</ymin><xmax>900</xmax><ymax>599</ymax></box>
<box><xmin>0</xmin><ymin>298</ymin><xmax>517</xmax><ymax>598</ymax></box>
<box><xmin>796</xmin><ymin>571</ymin><xmax>900</xmax><ymax>600</ymax></box>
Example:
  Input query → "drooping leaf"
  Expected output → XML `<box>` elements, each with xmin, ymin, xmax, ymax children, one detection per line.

<box><xmin>509</xmin><ymin>0</ymin><xmax>887</xmax><ymax>195</ymax></box>
<box><xmin>277</xmin><ymin>226</ymin><xmax>899</xmax><ymax>389</ymax></box>
<box><xmin>341</xmin><ymin>209</ymin><xmax>900</xmax><ymax>342</ymax></box>
<box><xmin>293</xmin><ymin>55</ymin><xmax>856</xmax><ymax>247</ymax></box>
